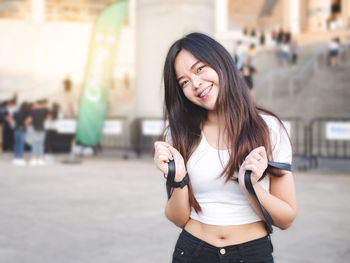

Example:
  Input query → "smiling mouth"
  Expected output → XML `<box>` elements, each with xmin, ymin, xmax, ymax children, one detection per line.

<box><xmin>198</xmin><ymin>85</ymin><xmax>213</xmax><ymax>98</ymax></box>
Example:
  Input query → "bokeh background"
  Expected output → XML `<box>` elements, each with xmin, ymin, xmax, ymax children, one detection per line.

<box><xmin>0</xmin><ymin>1</ymin><xmax>349</xmax><ymax>262</ymax></box>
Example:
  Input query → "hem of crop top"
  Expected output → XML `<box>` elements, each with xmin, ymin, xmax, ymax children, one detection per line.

<box><xmin>189</xmin><ymin>213</ymin><xmax>263</xmax><ymax>226</ymax></box>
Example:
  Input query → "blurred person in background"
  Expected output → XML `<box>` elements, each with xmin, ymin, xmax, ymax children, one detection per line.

<box><xmin>2</xmin><ymin>99</ymin><xmax>17</xmax><ymax>151</ymax></box>
<box><xmin>284</xmin><ymin>29</ymin><xmax>291</xmax><ymax>44</ymax></box>
<box><xmin>241</xmin><ymin>58</ymin><xmax>256</xmax><ymax>95</ymax></box>
<box><xmin>248</xmin><ymin>27</ymin><xmax>258</xmax><ymax>46</ymax></box>
<box><xmin>155</xmin><ymin>33</ymin><xmax>297</xmax><ymax>263</ymax></box>
<box><xmin>27</xmin><ymin>99</ymin><xmax>51</xmax><ymax>166</ymax></box>
<box><xmin>45</xmin><ymin>103</ymin><xmax>62</xmax><ymax>154</ymax></box>
<box><xmin>259</xmin><ymin>30</ymin><xmax>266</xmax><ymax>46</ymax></box>
<box><xmin>51</xmin><ymin>103</ymin><xmax>62</xmax><ymax>120</ymax></box>
<box><xmin>280</xmin><ymin>37</ymin><xmax>290</xmax><ymax>66</ymax></box>
<box><xmin>234</xmin><ymin>41</ymin><xmax>246</xmax><ymax>70</ymax></box>
<box><xmin>290</xmin><ymin>39</ymin><xmax>298</xmax><ymax>66</ymax></box>
<box><xmin>276</xmin><ymin>28</ymin><xmax>284</xmax><ymax>46</ymax></box>
<box><xmin>275</xmin><ymin>28</ymin><xmax>284</xmax><ymax>58</ymax></box>
<box><xmin>271</xmin><ymin>29</ymin><xmax>277</xmax><ymax>42</ymax></box>
<box><xmin>63</xmin><ymin>74</ymin><xmax>72</xmax><ymax>93</ymax></box>
<box><xmin>62</xmin><ymin>74</ymin><xmax>75</xmax><ymax>118</ymax></box>
<box><xmin>12</xmin><ymin>102</ymin><xmax>31</xmax><ymax>166</ymax></box>
<box><xmin>328</xmin><ymin>37</ymin><xmax>340</xmax><ymax>66</ymax></box>
<box><xmin>247</xmin><ymin>43</ymin><xmax>258</xmax><ymax>67</ymax></box>
<box><xmin>250</xmin><ymin>27</ymin><xmax>256</xmax><ymax>38</ymax></box>
<box><xmin>0</xmin><ymin>101</ymin><xmax>7</xmax><ymax>152</ymax></box>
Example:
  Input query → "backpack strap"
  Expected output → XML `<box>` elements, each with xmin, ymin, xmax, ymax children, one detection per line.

<box><xmin>244</xmin><ymin>161</ymin><xmax>291</xmax><ymax>233</ymax></box>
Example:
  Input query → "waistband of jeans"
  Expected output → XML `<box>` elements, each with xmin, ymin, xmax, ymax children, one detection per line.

<box><xmin>181</xmin><ymin>228</ymin><xmax>270</xmax><ymax>252</ymax></box>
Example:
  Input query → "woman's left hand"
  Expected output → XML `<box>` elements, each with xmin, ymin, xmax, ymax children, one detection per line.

<box><xmin>238</xmin><ymin>146</ymin><xmax>268</xmax><ymax>188</ymax></box>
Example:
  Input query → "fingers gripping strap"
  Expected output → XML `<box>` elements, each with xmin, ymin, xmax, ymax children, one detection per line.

<box><xmin>166</xmin><ymin>160</ymin><xmax>176</xmax><ymax>199</ymax></box>
<box><xmin>166</xmin><ymin>160</ymin><xmax>190</xmax><ymax>199</ymax></box>
<box><xmin>244</xmin><ymin>161</ymin><xmax>292</xmax><ymax>233</ymax></box>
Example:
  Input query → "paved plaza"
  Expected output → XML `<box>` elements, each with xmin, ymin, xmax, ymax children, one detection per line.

<box><xmin>0</xmin><ymin>152</ymin><xmax>349</xmax><ymax>263</ymax></box>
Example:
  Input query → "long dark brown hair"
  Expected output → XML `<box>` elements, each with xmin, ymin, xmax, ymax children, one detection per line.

<box><xmin>161</xmin><ymin>32</ymin><xmax>289</xmax><ymax>212</ymax></box>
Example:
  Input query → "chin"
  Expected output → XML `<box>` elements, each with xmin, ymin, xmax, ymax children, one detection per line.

<box><xmin>204</xmin><ymin>99</ymin><xmax>217</xmax><ymax>111</ymax></box>
<box><xmin>204</xmin><ymin>104</ymin><xmax>216</xmax><ymax>111</ymax></box>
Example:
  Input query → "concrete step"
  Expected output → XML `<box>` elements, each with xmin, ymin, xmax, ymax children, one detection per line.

<box><xmin>254</xmin><ymin>51</ymin><xmax>350</xmax><ymax>119</ymax></box>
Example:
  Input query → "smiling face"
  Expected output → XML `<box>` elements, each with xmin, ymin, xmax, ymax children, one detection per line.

<box><xmin>174</xmin><ymin>49</ymin><xmax>220</xmax><ymax>112</ymax></box>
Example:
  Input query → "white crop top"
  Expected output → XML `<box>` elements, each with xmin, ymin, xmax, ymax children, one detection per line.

<box><xmin>166</xmin><ymin>114</ymin><xmax>292</xmax><ymax>226</ymax></box>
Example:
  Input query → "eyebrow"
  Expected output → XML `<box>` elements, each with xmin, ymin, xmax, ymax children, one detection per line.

<box><xmin>176</xmin><ymin>60</ymin><xmax>201</xmax><ymax>81</ymax></box>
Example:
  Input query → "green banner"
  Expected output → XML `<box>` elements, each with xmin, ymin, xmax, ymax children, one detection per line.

<box><xmin>76</xmin><ymin>0</ymin><xmax>128</xmax><ymax>146</ymax></box>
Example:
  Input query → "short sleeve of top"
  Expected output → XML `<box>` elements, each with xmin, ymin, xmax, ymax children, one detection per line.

<box><xmin>262</xmin><ymin>114</ymin><xmax>292</xmax><ymax>164</ymax></box>
<box><xmin>164</xmin><ymin>128</ymin><xmax>173</xmax><ymax>146</ymax></box>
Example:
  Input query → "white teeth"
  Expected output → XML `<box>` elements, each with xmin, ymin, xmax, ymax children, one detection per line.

<box><xmin>199</xmin><ymin>86</ymin><xmax>212</xmax><ymax>98</ymax></box>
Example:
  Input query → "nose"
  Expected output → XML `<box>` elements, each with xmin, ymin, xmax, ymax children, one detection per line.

<box><xmin>192</xmin><ymin>75</ymin><xmax>202</xmax><ymax>89</ymax></box>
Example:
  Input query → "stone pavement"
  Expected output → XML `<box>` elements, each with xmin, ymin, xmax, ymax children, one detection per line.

<box><xmin>0</xmin><ymin>153</ymin><xmax>349</xmax><ymax>263</ymax></box>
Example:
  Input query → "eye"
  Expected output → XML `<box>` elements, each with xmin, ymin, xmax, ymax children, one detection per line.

<box><xmin>180</xmin><ymin>80</ymin><xmax>189</xmax><ymax>88</ymax></box>
<box><xmin>197</xmin><ymin>65</ymin><xmax>205</xmax><ymax>73</ymax></box>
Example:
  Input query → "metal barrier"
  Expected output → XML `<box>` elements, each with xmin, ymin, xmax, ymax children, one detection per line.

<box><xmin>283</xmin><ymin>118</ymin><xmax>307</xmax><ymax>157</ymax></box>
<box><xmin>130</xmin><ymin>118</ymin><xmax>165</xmax><ymax>157</ymax></box>
<box><xmin>129</xmin><ymin>117</ymin><xmax>308</xmax><ymax>161</ymax></box>
<box><xmin>44</xmin><ymin>118</ymin><xmax>130</xmax><ymax>157</ymax></box>
<box><xmin>81</xmin><ymin>117</ymin><xmax>350</xmax><ymax>169</ymax></box>
<box><xmin>126</xmin><ymin>117</ymin><xmax>350</xmax><ymax>172</ymax></box>
<box><xmin>44</xmin><ymin>117</ymin><xmax>350</xmax><ymax>168</ymax></box>
<box><xmin>308</xmin><ymin>118</ymin><xmax>350</xmax><ymax>168</ymax></box>
<box><xmin>99</xmin><ymin>118</ymin><xmax>130</xmax><ymax>158</ymax></box>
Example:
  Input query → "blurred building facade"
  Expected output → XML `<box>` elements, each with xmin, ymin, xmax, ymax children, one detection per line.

<box><xmin>0</xmin><ymin>0</ymin><xmax>135</xmax><ymax>118</ymax></box>
<box><xmin>0</xmin><ymin>0</ymin><xmax>349</xmax><ymax>119</ymax></box>
<box><xmin>224</xmin><ymin>0</ymin><xmax>350</xmax><ymax>33</ymax></box>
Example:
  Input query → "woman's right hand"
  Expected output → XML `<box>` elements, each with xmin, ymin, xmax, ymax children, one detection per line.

<box><xmin>154</xmin><ymin>141</ymin><xmax>187</xmax><ymax>181</ymax></box>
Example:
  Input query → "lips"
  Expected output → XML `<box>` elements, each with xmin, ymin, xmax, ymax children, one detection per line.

<box><xmin>198</xmin><ymin>85</ymin><xmax>213</xmax><ymax>99</ymax></box>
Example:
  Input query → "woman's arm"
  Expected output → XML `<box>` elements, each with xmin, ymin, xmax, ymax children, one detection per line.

<box><xmin>165</xmin><ymin>184</ymin><xmax>191</xmax><ymax>228</ymax></box>
<box><xmin>239</xmin><ymin>147</ymin><xmax>297</xmax><ymax>230</ymax></box>
<box><xmin>154</xmin><ymin>142</ymin><xmax>191</xmax><ymax>228</ymax></box>
<box><xmin>255</xmin><ymin>171</ymin><xmax>297</xmax><ymax>229</ymax></box>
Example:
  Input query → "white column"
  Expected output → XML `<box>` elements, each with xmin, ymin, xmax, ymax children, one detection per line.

<box><xmin>135</xmin><ymin>0</ymin><xmax>215</xmax><ymax>118</ymax></box>
<box><xmin>32</xmin><ymin>0</ymin><xmax>45</xmax><ymax>23</ymax></box>
<box><xmin>341</xmin><ymin>0</ymin><xmax>350</xmax><ymax>29</ymax></box>
<box><xmin>216</xmin><ymin>0</ymin><xmax>228</xmax><ymax>33</ymax></box>
<box><xmin>128</xmin><ymin>0</ymin><xmax>136</xmax><ymax>27</ymax></box>
<box><xmin>289</xmin><ymin>0</ymin><xmax>300</xmax><ymax>34</ymax></box>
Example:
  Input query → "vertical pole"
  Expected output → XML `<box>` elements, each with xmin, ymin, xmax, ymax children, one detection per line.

<box><xmin>289</xmin><ymin>0</ymin><xmax>300</xmax><ymax>34</ymax></box>
<box><xmin>32</xmin><ymin>0</ymin><xmax>45</xmax><ymax>23</ymax></box>
<box><xmin>216</xmin><ymin>0</ymin><xmax>228</xmax><ymax>33</ymax></box>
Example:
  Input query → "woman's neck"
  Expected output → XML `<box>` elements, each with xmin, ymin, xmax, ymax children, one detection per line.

<box><xmin>206</xmin><ymin>110</ymin><xmax>226</xmax><ymax>132</ymax></box>
<box><xmin>207</xmin><ymin>110</ymin><xmax>219</xmax><ymax>125</ymax></box>
<box><xmin>204</xmin><ymin>110</ymin><xmax>230</xmax><ymax>149</ymax></box>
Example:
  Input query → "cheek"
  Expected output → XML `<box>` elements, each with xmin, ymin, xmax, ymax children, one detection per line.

<box><xmin>182</xmin><ymin>88</ymin><xmax>193</xmax><ymax>101</ymax></box>
<box><xmin>206</xmin><ymin>70</ymin><xmax>220</xmax><ymax>85</ymax></box>
<box><xmin>214</xmin><ymin>74</ymin><xmax>220</xmax><ymax>85</ymax></box>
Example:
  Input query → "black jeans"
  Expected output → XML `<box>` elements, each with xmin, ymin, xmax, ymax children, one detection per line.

<box><xmin>172</xmin><ymin>229</ymin><xmax>274</xmax><ymax>263</ymax></box>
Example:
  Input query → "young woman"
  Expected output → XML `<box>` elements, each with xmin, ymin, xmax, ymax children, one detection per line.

<box><xmin>154</xmin><ymin>33</ymin><xmax>297</xmax><ymax>263</ymax></box>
